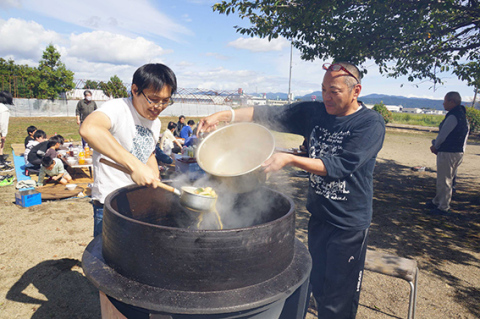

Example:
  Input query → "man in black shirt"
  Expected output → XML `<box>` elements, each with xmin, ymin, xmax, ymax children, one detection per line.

<box><xmin>198</xmin><ymin>62</ymin><xmax>385</xmax><ymax>318</ymax></box>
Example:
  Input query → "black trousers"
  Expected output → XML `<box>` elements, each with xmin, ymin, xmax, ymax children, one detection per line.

<box><xmin>308</xmin><ymin>217</ymin><xmax>369</xmax><ymax>319</ymax></box>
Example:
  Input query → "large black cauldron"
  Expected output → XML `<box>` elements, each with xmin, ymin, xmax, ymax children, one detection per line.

<box><xmin>82</xmin><ymin>184</ymin><xmax>311</xmax><ymax>317</ymax></box>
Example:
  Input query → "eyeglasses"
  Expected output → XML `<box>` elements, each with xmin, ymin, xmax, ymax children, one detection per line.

<box><xmin>323</xmin><ymin>63</ymin><xmax>360</xmax><ymax>84</ymax></box>
<box><xmin>141</xmin><ymin>91</ymin><xmax>174</xmax><ymax>107</ymax></box>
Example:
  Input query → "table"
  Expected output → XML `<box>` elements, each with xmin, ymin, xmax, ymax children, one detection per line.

<box><xmin>61</xmin><ymin>158</ymin><xmax>93</xmax><ymax>179</ymax></box>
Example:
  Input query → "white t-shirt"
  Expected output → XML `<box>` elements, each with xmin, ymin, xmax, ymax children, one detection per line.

<box><xmin>160</xmin><ymin>129</ymin><xmax>176</xmax><ymax>155</ymax></box>
<box><xmin>92</xmin><ymin>97</ymin><xmax>161</xmax><ymax>203</ymax></box>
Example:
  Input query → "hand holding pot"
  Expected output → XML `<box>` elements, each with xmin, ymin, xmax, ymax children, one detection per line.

<box><xmin>197</xmin><ymin>111</ymin><xmax>230</xmax><ymax>133</ymax></box>
<box><xmin>262</xmin><ymin>153</ymin><xmax>295</xmax><ymax>173</ymax></box>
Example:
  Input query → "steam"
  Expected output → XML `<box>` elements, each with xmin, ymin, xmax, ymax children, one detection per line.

<box><xmin>171</xmin><ymin>173</ymin><xmax>283</xmax><ymax>230</ymax></box>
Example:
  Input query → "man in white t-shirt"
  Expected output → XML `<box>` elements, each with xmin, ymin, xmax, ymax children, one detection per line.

<box><xmin>80</xmin><ymin>63</ymin><xmax>177</xmax><ymax>236</ymax></box>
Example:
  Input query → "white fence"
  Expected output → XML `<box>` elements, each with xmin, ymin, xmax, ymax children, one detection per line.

<box><xmin>9</xmin><ymin>98</ymin><xmax>232</xmax><ymax>117</ymax></box>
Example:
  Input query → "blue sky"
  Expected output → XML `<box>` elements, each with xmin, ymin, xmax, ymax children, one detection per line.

<box><xmin>0</xmin><ymin>0</ymin><xmax>476</xmax><ymax>102</ymax></box>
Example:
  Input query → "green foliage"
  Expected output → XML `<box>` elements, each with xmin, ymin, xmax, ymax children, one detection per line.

<box><xmin>391</xmin><ymin>113</ymin><xmax>444</xmax><ymax>127</ymax></box>
<box><xmin>466</xmin><ymin>106</ymin><xmax>480</xmax><ymax>132</ymax></box>
<box><xmin>1</xmin><ymin>44</ymin><xmax>75</xmax><ymax>100</ymax></box>
<box><xmin>100</xmin><ymin>75</ymin><xmax>129</xmax><ymax>98</ymax></box>
<box><xmin>83</xmin><ymin>80</ymin><xmax>99</xmax><ymax>90</ymax></box>
<box><xmin>213</xmin><ymin>1</ymin><xmax>480</xmax><ymax>87</ymax></box>
<box><xmin>32</xmin><ymin>44</ymin><xmax>75</xmax><ymax>100</ymax></box>
<box><xmin>372</xmin><ymin>102</ymin><xmax>393</xmax><ymax>124</ymax></box>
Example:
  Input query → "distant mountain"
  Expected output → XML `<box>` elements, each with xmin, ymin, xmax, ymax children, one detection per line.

<box><xmin>250</xmin><ymin>91</ymin><xmax>469</xmax><ymax>110</ymax></box>
<box><xmin>295</xmin><ymin>92</ymin><xmax>447</xmax><ymax>110</ymax></box>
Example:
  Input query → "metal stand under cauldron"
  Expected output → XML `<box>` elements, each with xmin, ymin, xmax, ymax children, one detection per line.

<box><xmin>82</xmin><ymin>185</ymin><xmax>312</xmax><ymax>319</ymax></box>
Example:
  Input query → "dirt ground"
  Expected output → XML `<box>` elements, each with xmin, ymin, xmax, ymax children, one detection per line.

<box><xmin>0</xmin><ymin>126</ymin><xmax>479</xmax><ymax>319</ymax></box>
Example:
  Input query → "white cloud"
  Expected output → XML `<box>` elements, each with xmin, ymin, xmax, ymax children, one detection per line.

<box><xmin>0</xmin><ymin>18</ymin><xmax>61</xmax><ymax>60</ymax></box>
<box><xmin>69</xmin><ymin>31</ymin><xmax>171</xmax><ymax>65</ymax></box>
<box><xmin>205</xmin><ymin>52</ymin><xmax>229</xmax><ymax>60</ymax></box>
<box><xmin>22</xmin><ymin>0</ymin><xmax>193</xmax><ymax>42</ymax></box>
<box><xmin>0</xmin><ymin>0</ymin><xmax>22</xmax><ymax>9</ymax></box>
<box><xmin>228</xmin><ymin>37</ymin><xmax>290</xmax><ymax>52</ymax></box>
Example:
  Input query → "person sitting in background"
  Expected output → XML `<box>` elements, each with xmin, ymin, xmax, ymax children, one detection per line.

<box><xmin>180</xmin><ymin>120</ymin><xmax>195</xmax><ymax>139</ymax></box>
<box><xmin>160</xmin><ymin>121</ymin><xmax>182</xmax><ymax>155</ymax></box>
<box><xmin>156</xmin><ymin>122</ymin><xmax>182</xmax><ymax>166</ymax></box>
<box><xmin>174</xmin><ymin>115</ymin><xmax>185</xmax><ymax>137</ymax></box>
<box><xmin>24</xmin><ymin>130</ymin><xmax>47</xmax><ymax>167</ymax></box>
<box><xmin>37</xmin><ymin>155</ymin><xmax>72</xmax><ymax>186</ymax></box>
<box><xmin>27</xmin><ymin>135</ymin><xmax>64</xmax><ymax>170</ymax></box>
<box><xmin>45</xmin><ymin>135</ymin><xmax>64</xmax><ymax>159</ymax></box>
<box><xmin>24</xmin><ymin>125</ymin><xmax>37</xmax><ymax>147</ymax></box>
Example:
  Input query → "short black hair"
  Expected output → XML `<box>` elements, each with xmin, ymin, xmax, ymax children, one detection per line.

<box><xmin>34</xmin><ymin>130</ymin><xmax>47</xmax><ymax>139</ymax></box>
<box><xmin>84</xmin><ymin>90</ymin><xmax>92</xmax><ymax>96</ymax></box>
<box><xmin>179</xmin><ymin>115</ymin><xmax>185</xmax><ymax>120</ymax></box>
<box><xmin>47</xmin><ymin>136</ymin><xmax>62</xmax><ymax>148</ymax></box>
<box><xmin>0</xmin><ymin>91</ymin><xmax>13</xmax><ymax>105</ymax></box>
<box><xmin>132</xmin><ymin>63</ymin><xmax>177</xmax><ymax>95</ymax></box>
<box><xmin>27</xmin><ymin>125</ymin><xmax>37</xmax><ymax>134</ymax></box>
<box><xmin>168</xmin><ymin>121</ymin><xmax>177</xmax><ymax>130</ymax></box>
<box><xmin>41</xmin><ymin>155</ymin><xmax>54</xmax><ymax>168</ymax></box>
<box><xmin>56</xmin><ymin>135</ymin><xmax>65</xmax><ymax>144</ymax></box>
<box><xmin>187</xmin><ymin>120</ymin><xmax>195</xmax><ymax>126</ymax></box>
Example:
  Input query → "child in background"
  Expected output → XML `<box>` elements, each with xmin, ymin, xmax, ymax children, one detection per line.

<box><xmin>24</xmin><ymin>125</ymin><xmax>37</xmax><ymax>147</ymax></box>
<box><xmin>24</xmin><ymin>130</ymin><xmax>47</xmax><ymax>166</ymax></box>
<box><xmin>37</xmin><ymin>155</ymin><xmax>72</xmax><ymax>186</ymax></box>
<box><xmin>45</xmin><ymin>135</ymin><xmax>64</xmax><ymax>159</ymax></box>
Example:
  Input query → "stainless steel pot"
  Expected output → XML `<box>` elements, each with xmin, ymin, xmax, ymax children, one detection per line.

<box><xmin>196</xmin><ymin>123</ymin><xmax>275</xmax><ymax>193</ymax></box>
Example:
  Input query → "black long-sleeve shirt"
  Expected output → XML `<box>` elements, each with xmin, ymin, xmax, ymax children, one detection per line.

<box><xmin>254</xmin><ymin>101</ymin><xmax>385</xmax><ymax>230</ymax></box>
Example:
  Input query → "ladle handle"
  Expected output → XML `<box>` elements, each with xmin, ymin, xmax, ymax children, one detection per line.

<box><xmin>99</xmin><ymin>158</ymin><xmax>180</xmax><ymax>196</ymax></box>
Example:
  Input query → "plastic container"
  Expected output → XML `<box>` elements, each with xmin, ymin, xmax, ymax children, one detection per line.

<box><xmin>78</xmin><ymin>150</ymin><xmax>85</xmax><ymax>165</ymax></box>
<box><xmin>85</xmin><ymin>144</ymin><xmax>90</xmax><ymax>158</ymax></box>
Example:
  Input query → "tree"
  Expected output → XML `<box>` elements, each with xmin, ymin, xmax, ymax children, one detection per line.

<box><xmin>213</xmin><ymin>0</ymin><xmax>480</xmax><ymax>87</ymax></box>
<box><xmin>83</xmin><ymin>80</ymin><xmax>99</xmax><ymax>90</ymax></box>
<box><xmin>100</xmin><ymin>75</ymin><xmax>128</xmax><ymax>98</ymax></box>
<box><xmin>372</xmin><ymin>102</ymin><xmax>393</xmax><ymax>124</ymax></box>
<box><xmin>32</xmin><ymin>44</ymin><xmax>75</xmax><ymax>100</ymax></box>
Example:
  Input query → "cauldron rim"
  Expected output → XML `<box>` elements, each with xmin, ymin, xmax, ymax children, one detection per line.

<box><xmin>104</xmin><ymin>183</ymin><xmax>296</xmax><ymax>232</ymax></box>
<box><xmin>82</xmin><ymin>236</ymin><xmax>312</xmax><ymax>314</ymax></box>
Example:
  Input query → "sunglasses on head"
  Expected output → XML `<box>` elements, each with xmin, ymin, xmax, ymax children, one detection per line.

<box><xmin>323</xmin><ymin>63</ymin><xmax>360</xmax><ymax>84</ymax></box>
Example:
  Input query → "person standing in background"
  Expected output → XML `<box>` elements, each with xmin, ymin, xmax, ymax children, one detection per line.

<box><xmin>76</xmin><ymin>90</ymin><xmax>98</xmax><ymax>147</ymax></box>
<box><xmin>427</xmin><ymin>91</ymin><xmax>469</xmax><ymax>215</ymax></box>
<box><xmin>0</xmin><ymin>91</ymin><xmax>13</xmax><ymax>169</ymax></box>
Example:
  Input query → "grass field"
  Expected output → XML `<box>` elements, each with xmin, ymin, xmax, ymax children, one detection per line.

<box><xmin>391</xmin><ymin>112</ymin><xmax>444</xmax><ymax>126</ymax></box>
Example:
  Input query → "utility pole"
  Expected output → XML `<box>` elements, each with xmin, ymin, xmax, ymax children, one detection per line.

<box><xmin>287</xmin><ymin>42</ymin><xmax>293</xmax><ymax>104</ymax></box>
<box><xmin>471</xmin><ymin>87</ymin><xmax>478</xmax><ymax>108</ymax></box>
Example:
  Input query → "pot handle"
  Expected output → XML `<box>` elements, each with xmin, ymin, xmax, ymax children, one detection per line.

<box><xmin>99</xmin><ymin>158</ymin><xmax>180</xmax><ymax>196</ymax></box>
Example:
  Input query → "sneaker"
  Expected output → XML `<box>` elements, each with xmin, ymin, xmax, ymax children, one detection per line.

<box><xmin>1</xmin><ymin>154</ymin><xmax>9</xmax><ymax>160</ymax></box>
<box><xmin>0</xmin><ymin>174</ymin><xmax>13</xmax><ymax>181</ymax></box>
<box><xmin>0</xmin><ymin>165</ymin><xmax>14</xmax><ymax>172</ymax></box>
<box><xmin>0</xmin><ymin>176</ymin><xmax>15</xmax><ymax>186</ymax></box>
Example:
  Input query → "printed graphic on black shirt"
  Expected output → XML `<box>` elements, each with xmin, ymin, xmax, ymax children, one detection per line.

<box><xmin>309</xmin><ymin>126</ymin><xmax>351</xmax><ymax>201</ymax></box>
<box><xmin>131</xmin><ymin>125</ymin><xmax>155</xmax><ymax>164</ymax></box>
